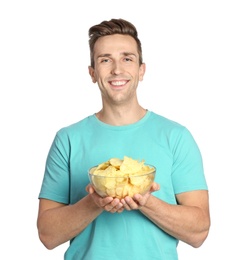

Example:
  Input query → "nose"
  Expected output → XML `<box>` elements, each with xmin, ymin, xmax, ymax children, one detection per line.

<box><xmin>111</xmin><ymin>61</ymin><xmax>123</xmax><ymax>75</ymax></box>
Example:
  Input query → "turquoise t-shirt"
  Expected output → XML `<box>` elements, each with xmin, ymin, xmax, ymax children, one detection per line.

<box><xmin>39</xmin><ymin>111</ymin><xmax>208</xmax><ymax>260</ymax></box>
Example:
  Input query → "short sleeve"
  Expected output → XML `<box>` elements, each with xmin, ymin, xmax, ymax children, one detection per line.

<box><xmin>171</xmin><ymin>127</ymin><xmax>208</xmax><ymax>194</ymax></box>
<box><xmin>38</xmin><ymin>131</ymin><xmax>70</xmax><ymax>204</ymax></box>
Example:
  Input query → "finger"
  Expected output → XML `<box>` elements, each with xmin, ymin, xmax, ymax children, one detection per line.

<box><xmin>123</xmin><ymin>196</ymin><xmax>139</xmax><ymax>210</ymax></box>
<box><xmin>103</xmin><ymin>198</ymin><xmax>122</xmax><ymax>212</ymax></box>
<box><xmin>109</xmin><ymin>203</ymin><xmax>124</xmax><ymax>213</ymax></box>
<box><xmin>104</xmin><ymin>202</ymin><xmax>122</xmax><ymax>212</ymax></box>
<box><xmin>150</xmin><ymin>182</ymin><xmax>160</xmax><ymax>192</ymax></box>
<box><xmin>122</xmin><ymin>202</ymin><xmax>131</xmax><ymax>211</ymax></box>
<box><xmin>117</xmin><ymin>207</ymin><xmax>125</xmax><ymax>213</ymax></box>
<box><xmin>100</xmin><ymin>196</ymin><xmax>114</xmax><ymax>207</ymax></box>
<box><xmin>86</xmin><ymin>184</ymin><xmax>95</xmax><ymax>194</ymax></box>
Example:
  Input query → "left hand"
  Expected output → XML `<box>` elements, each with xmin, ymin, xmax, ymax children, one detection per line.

<box><xmin>121</xmin><ymin>182</ymin><xmax>160</xmax><ymax>210</ymax></box>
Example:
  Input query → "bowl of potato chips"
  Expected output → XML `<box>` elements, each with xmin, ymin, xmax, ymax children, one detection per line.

<box><xmin>88</xmin><ymin>156</ymin><xmax>156</xmax><ymax>199</ymax></box>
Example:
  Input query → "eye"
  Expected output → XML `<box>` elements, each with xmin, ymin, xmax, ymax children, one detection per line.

<box><xmin>101</xmin><ymin>58</ymin><xmax>110</xmax><ymax>63</ymax></box>
<box><xmin>124</xmin><ymin>57</ymin><xmax>132</xmax><ymax>62</ymax></box>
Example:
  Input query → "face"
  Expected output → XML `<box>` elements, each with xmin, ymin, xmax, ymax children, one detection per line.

<box><xmin>89</xmin><ymin>34</ymin><xmax>145</xmax><ymax>106</ymax></box>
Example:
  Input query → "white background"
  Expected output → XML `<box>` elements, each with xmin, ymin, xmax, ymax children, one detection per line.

<box><xmin>1</xmin><ymin>0</ymin><xmax>241</xmax><ymax>259</ymax></box>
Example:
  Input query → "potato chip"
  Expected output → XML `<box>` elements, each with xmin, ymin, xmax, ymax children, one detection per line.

<box><xmin>120</xmin><ymin>156</ymin><xmax>144</xmax><ymax>174</ymax></box>
<box><xmin>96</xmin><ymin>161</ymin><xmax>110</xmax><ymax>171</ymax></box>
<box><xmin>109</xmin><ymin>158</ymin><xmax>122</xmax><ymax>169</ymax></box>
<box><xmin>106</xmin><ymin>188</ymin><xmax>116</xmax><ymax>197</ymax></box>
<box><xmin>90</xmin><ymin>156</ymin><xmax>155</xmax><ymax>199</ymax></box>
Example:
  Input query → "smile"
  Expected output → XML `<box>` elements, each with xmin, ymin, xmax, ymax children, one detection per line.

<box><xmin>109</xmin><ymin>80</ymin><xmax>128</xmax><ymax>87</ymax></box>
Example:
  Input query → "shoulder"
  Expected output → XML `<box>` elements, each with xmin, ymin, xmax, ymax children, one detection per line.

<box><xmin>148</xmin><ymin>111</ymin><xmax>196</xmax><ymax>143</ymax></box>
<box><xmin>148</xmin><ymin>111</ymin><xmax>187</xmax><ymax>131</ymax></box>
<box><xmin>56</xmin><ymin>115</ymin><xmax>95</xmax><ymax>136</ymax></box>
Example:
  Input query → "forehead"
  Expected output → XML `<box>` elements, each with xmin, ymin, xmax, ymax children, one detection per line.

<box><xmin>94</xmin><ymin>34</ymin><xmax>138</xmax><ymax>57</ymax></box>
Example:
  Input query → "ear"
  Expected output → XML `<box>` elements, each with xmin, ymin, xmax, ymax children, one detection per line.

<box><xmin>88</xmin><ymin>66</ymin><xmax>96</xmax><ymax>83</ymax></box>
<box><xmin>139</xmin><ymin>63</ymin><xmax>146</xmax><ymax>82</ymax></box>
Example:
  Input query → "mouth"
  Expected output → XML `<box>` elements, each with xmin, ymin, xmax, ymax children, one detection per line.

<box><xmin>109</xmin><ymin>80</ymin><xmax>129</xmax><ymax>88</ymax></box>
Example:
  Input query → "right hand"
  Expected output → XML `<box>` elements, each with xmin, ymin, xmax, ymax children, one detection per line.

<box><xmin>86</xmin><ymin>184</ymin><xmax>124</xmax><ymax>213</ymax></box>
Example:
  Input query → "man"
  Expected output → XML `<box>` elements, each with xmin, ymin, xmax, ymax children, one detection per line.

<box><xmin>37</xmin><ymin>18</ymin><xmax>210</xmax><ymax>259</ymax></box>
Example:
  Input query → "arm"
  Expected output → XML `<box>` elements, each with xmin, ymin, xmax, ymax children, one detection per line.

<box><xmin>37</xmin><ymin>188</ymin><xmax>124</xmax><ymax>250</ymax></box>
<box><xmin>122</xmin><ymin>189</ymin><xmax>210</xmax><ymax>248</ymax></box>
<box><xmin>37</xmin><ymin>196</ymin><xmax>102</xmax><ymax>250</ymax></box>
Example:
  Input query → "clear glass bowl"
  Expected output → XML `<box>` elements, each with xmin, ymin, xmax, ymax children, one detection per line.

<box><xmin>88</xmin><ymin>165</ymin><xmax>156</xmax><ymax>199</ymax></box>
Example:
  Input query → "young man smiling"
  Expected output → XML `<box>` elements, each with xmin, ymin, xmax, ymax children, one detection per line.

<box><xmin>37</xmin><ymin>18</ymin><xmax>210</xmax><ymax>260</ymax></box>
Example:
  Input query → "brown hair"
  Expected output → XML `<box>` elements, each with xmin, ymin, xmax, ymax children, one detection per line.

<box><xmin>88</xmin><ymin>18</ymin><xmax>143</xmax><ymax>68</ymax></box>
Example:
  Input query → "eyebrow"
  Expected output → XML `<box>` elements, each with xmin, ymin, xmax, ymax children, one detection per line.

<box><xmin>97</xmin><ymin>52</ymin><xmax>137</xmax><ymax>59</ymax></box>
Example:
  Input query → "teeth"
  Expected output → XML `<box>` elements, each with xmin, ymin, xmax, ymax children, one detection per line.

<box><xmin>111</xmin><ymin>81</ymin><xmax>126</xmax><ymax>86</ymax></box>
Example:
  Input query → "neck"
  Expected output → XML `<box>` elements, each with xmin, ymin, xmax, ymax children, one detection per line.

<box><xmin>96</xmin><ymin>103</ymin><xmax>147</xmax><ymax>126</ymax></box>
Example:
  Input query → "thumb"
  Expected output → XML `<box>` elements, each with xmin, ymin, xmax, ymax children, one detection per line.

<box><xmin>86</xmin><ymin>184</ymin><xmax>95</xmax><ymax>194</ymax></box>
<box><xmin>150</xmin><ymin>182</ymin><xmax>160</xmax><ymax>192</ymax></box>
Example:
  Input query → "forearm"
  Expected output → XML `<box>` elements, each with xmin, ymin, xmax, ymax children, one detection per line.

<box><xmin>37</xmin><ymin>195</ymin><xmax>103</xmax><ymax>249</ymax></box>
<box><xmin>140</xmin><ymin>195</ymin><xmax>210</xmax><ymax>247</ymax></box>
